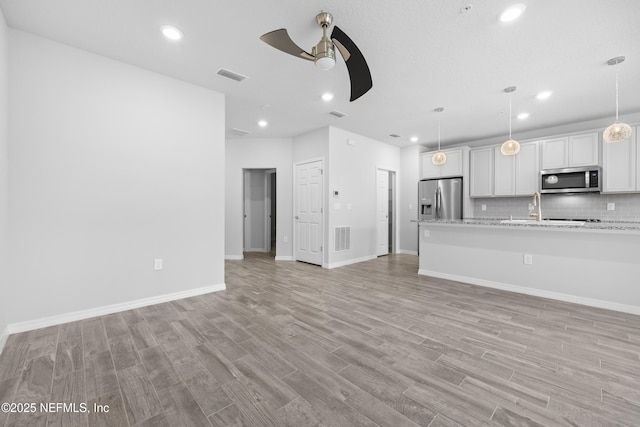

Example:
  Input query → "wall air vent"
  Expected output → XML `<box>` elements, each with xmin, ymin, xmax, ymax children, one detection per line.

<box><xmin>227</xmin><ymin>128</ymin><xmax>252</xmax><ymax>137</ymax></box>
<box><xmin>329</xmin><ymin>110</ymin><xmax>348</xmax><ymax>118</ymax></box>
<box><xmin>389</xmin><ymin>134</ymin><xmax>401</xmax><ymax>138</ymax></box>
<box><xmin>216</xmin><ymin>68</ymin><xmax>248</xmax><ymax>82</ymax></box>
<box><xmin>334</xmin><ymin>226</ymin><xmax>351</xmax><ymax>252</ymax></box>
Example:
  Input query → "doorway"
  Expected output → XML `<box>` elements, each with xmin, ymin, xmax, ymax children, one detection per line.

<box><xmin>243</xmin><ymin>168</ymin><xmax>277</xmax><ymax>256</ymax></box>
<box><xmin>377</xmin><ymin>168</ymin><xmax>396</xmax><ymax>256</ymax></box>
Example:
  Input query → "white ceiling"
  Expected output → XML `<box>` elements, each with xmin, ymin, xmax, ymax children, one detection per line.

<box><xmin>1</xmin><ymin>0</ymin><xmax>639</xmax><ymax>149</ymax></box>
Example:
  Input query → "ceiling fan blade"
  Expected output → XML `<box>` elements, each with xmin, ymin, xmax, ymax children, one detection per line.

<box><xmin>331</xmin><ymin>26</ymin><xmax>373</xmax><ymax>102</ymax></box>
<box><xmin>260</xmin><ymin>29</ymin><xmax>315</xmax><ymax>61</ymax></box>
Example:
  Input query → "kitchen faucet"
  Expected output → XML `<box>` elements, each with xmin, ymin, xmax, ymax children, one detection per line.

<box><xmin>529</xmin><ymin>191</ymin><xmax>542</xmax><ymax>222</ymax></box>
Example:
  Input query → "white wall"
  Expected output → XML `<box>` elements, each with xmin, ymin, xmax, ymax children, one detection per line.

<box><xmin>0</xmin><ymin>9</ymin><xmax>9</xmax><ymax>347</ymax></box>
<box><xmin>399</xmin><ymin>145</ymin><xmax>420</xmax><ymax>255</ymax></box>
<box><xmin>6</xmin><ymin>30</ymin><xmax>225</xmax><ymax>327</ymax></box>
<box><xmin>327</xmin><ymin>127</ymin><xmax>401</xmax><ymax>267</ymax></box>
<box><xmin>225</xmin><ymin>138</ymin><xmax>293</xmax><ymax>260</ymax></box>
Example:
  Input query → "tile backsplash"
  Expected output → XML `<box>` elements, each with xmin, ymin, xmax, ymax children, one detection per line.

<box><xmin>473</xmin><ymin>193</ymin><xmax>640</xmax><ymax>221</ymax></box>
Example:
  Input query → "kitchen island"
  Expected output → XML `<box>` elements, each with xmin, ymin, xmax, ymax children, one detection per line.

<box><xmin>418</xmin><ymin>219</ymin><xmax>640</xmax><ymax>314</ymax></box>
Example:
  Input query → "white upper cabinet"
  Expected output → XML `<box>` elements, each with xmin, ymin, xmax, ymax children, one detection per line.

<box><xmin>541</xmin><ymin>132</ymin><xmax>599</xmax><ymax>169</ymax></box>
<box><xmin>470</xmin><ymin>142</ymin><xmax>539</xmax><ymax>197</ymax></box>
<box><xmin>494</xmin><ymin>141</ymin><xmax>539</xmax><ymax>196</ymax></box>
<box><xmin>470</xmin><ymin>147</ymin><xmax>493</xmax><ymax>197</ymax></box>
<box><xmin>541</xmin><ymin>137</ymin><xmax>567</xmax><ymax>169</ymax></box>
<box><xmin>420</xmin><ymin>148</ymin><xmax>466</xmax><ymax>179</ymax></box>
<box><xmin>493</xmin><ymin>147</ymin><xmax>516</xmax><ymax>196</ymax></box>
<box><xmin>515</xmin><ymin>142</ymin><xmax>540</xmax><ymax>195</ymax></box>
<box><xmin>602</xmin><ymin>127</ymin><xmax>638</xmax><ymax>193</ymax></box>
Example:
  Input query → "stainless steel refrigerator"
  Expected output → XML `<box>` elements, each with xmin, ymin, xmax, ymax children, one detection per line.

<box><xmin>419</xmin><ymin>177</ymin><xmax>463</xmax><ymax>220</ymax></box>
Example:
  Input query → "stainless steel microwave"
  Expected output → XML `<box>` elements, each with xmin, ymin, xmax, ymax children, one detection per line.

<box><xmin>540</xmin><ymin>166</ymin><xmax>601</xmax><ymax>194</ymax></box>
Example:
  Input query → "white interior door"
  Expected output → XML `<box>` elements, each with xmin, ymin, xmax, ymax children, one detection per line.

<box><xmin>295</xmin><ymin>160</ymin><xmax>323</xmax><ymax>265</ymax></box>
<box><xmin>377</xmin><ymin>169</ymin><xmax>390</xmax><ymax>256</ymax></box>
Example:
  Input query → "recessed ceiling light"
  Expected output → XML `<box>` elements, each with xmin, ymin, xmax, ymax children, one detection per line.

<box><xmin>536</xmin><ymin>90</ymin><xmax>553</xmax><ymax>100</ymax></box>
<box><xmin>410</xmin><ymin>136</ymin><xmax>419</xmax><ymax>143</ymax></box>
<box><xmin>161</xmin><ymin>25</ymin><xmax>184</xmax><ymax>41</ymax></box>
<box><xmin>321</xmin><ymin>92</ymin><xmax>334</xmax><ymax>102</ymax></box>
<box><xmin>499</xmin><ymin>4</ymin><xmax>526</xmax><ymax>23</ymax></box>
<box><xmin>258</xmin><ymin>120</ymin><xmax>268</xmax><ymax>127</ymax></box>
<box><xmin>517</xmin><ymin>112</ymin><xmax>530</xmax><ymax>120</ymax></box>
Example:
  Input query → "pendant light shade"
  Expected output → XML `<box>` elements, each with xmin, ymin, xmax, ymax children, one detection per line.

<box><xmin>500</xmin><ymin>86</ymin><xmax>520</xmax><ymax>156</ymax></box>
<box><xmin>603</xmin><ymin>56</ymin><xmax>632</xmax><ymax>143</ymax></box>
<box><xmin>431</xmin><ymin>107</ymin><xmax>447</xmax><ymax>165</ymax></box>
<box><xmin>501</xmin><ymin>139</ymin><xmax>520</xmax><ymax>156</ymax></box>
<box><xmin>603</xmin><ymin>122</ymin><xmax>632</xmax><ymax>143</ymax></box>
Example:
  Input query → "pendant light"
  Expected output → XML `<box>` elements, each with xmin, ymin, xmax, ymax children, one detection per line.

<box><xmin>603</xmin><ymin>56</ymin><xmax>632</xmax><ymax>143</ymax></box>
<box><xmin>500</xmin><ymin>86</ymin><xmax>520</xmax><ymax>156</ymax></box>
<box><xmin>431</xmin><ymin>107</ymin><xmax>447</xmax><ymax>165</ymax></box>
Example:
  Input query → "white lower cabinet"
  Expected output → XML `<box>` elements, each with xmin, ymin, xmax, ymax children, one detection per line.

<box><xmin>602</xmin><ymin>127</ymin><xmax>638</xmax><ymax>193</ymax></box>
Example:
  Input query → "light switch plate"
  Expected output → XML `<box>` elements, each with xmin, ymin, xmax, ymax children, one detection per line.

<box><xmin>607</xmin><ymin>202</ymin><xmax>615</xmax><ymax>211</ymax></box>
<box><xmin>154</xmin><ymin>259</ymin><xmax>163</xmax><ymax>270</ymax></box>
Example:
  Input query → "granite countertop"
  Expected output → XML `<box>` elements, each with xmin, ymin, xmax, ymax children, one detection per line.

<box><xmin>418</xmin><ymin>218</ymin><xmax>640</xmax><ymax>233</ymax></box>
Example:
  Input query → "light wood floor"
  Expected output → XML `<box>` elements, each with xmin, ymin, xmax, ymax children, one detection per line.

<box><xmin>1</xmin><ymin>253</ymin><xmax>640</xmax><ymax>426</ymax></box>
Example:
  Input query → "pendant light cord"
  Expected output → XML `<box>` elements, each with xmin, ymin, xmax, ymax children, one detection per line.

<box><xmin>437</xmin><ymin>115</ymin><xmax>441</xmax><ymax>151</ymax></box>
<box><xmin>615</xmin><ymin>68</ymin><xmax>620</xmax><ymax>121</ymax></box>
<box><xmin>508</xmin><ymin>95</ymin><xmax>513</xmax><ymax>138</ymax></box>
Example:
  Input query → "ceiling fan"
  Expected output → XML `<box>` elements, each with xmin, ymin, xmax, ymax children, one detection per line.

<box><xmin>260</xmin><ymin>12</ymin><xmax>373</xmax><ymax>102</ymax></box>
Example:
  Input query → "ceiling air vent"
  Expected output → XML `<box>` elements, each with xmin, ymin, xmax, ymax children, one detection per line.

<box><xmin>227</xmin><ymin>128</ymin><xmax>252</xmax><ymax>137</ymax></box>
<box><xmin>389</xmin><ymin>134</ymin><xmax>401</xmax><ymax>138</ymax></box>
<box><xmin>329</xmin><ymin>110</ymin><xmax>348</xmax><ymax>118</ymax></box>
<box><xmin>216</xmin><ymin>68</ymin><xmax>248</xmax><ymax>82</ymax></box>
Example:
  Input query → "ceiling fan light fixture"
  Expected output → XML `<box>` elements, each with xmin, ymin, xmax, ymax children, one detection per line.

<box><xmin>603</xmin><ymin>56</ymin><xmax>632</xmax><ymax>143</ymax></box>
<box><xmin>313</xmin><ymin>38</ymin><xmax>336</xmax><ymax>70</ymax></box>
<box><xmin>315</xmin><ymin>55</ymin><xmax>336</xmax><ymax>70</ymax></box>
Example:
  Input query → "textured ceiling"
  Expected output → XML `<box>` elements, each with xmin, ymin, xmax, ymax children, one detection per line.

<box><xmin>1</xmin><ymin>0</ymin><xmax>639</xmax><ymax>148</ymax></box>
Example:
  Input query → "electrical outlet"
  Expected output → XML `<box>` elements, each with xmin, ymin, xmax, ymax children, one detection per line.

<box><xmin>607</xmin><ymin>202</ymin><xmax>615</xmax><ymax>211</ymax></box>
<box><xmin>523</xmin><ymin>254</ymin><xmax>533</xmax><ymax>265</ymax></box>
<box><xmin>481</xmin><ymin>204</ymin><xmax>487</xmax><ymax>211</ymax></box>
<box><xmin>283</xmin><ymin>236</ymin><xmax>288</xmax><ymax>243</ymax></box>
<box><xmin>154</xmin><ymin>259</ymin><xmax>163</xmax><ymax>270</ymax></box>
<box><xmin>423</xmin><ymin>229</ymin><xmax>430</xmax><ymax>238</ymax></box>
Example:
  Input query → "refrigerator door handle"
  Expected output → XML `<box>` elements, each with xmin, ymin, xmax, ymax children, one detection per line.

<box><xmin>435</xmin><ymin>187</ymin><xmax>441</xmax><ymax>219</ymax></box>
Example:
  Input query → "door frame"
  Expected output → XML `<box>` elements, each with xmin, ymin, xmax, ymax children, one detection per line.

<box><xmin>243</xmin><ymin>168</ymin><xmax>277</xmax><ymax>255</ymax></box>
<box><xmin>376</xmin><ymin>166</ymin><xmax>398</xmax><ymax>256</ymax></box>
<box><xmin>293</xmin><ymin>158</ymin><xmax>325</xmax><ymax>266</ymax></box>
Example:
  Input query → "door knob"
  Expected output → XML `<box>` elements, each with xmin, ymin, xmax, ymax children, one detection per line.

<box><xmin>295</xmin><ymin>216</ymin><xmax>299</xmax><ymax>220</ymax></box>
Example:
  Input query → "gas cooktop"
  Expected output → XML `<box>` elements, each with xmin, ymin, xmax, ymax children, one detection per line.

<box><xmin>547</xmin><ymin>218</ymin><xmax>602</xmax><ymax>223</ymax></box>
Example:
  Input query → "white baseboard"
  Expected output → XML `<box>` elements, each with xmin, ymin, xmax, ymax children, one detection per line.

<box><xmin>418</xmin><ymin>269</ymin><xmax>640</xmax><ymax>315</ymax></box>
<box><xmin>225</xmin><ymin>255</ymin><xmax>244</xmax><ymax>260</ymax></box>
<box><xmin>398</xmin><ymin>250</ymin><xmax>418</xmax><ymax>256</ymax></box>
<box><xmin>275</xmin><ymin>256</ymin><xmax>294</xmax><ymax>261</ymax></box>
<box><xmin>326</xmin><ymin>255</ymin><xmax>377</xmax><ymax>269</ymax></box>
<box><xmin>4</xmin><ymin>283</ymin><xmax>226</xmax><ymax>338</ymax></box>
